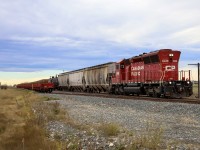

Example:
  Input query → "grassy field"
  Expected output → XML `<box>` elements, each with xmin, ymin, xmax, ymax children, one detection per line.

<box><xmin>0</xmin><ymin>88</ymin><xmax>199</xmax><ymax>149</ymax></box>
<box><xmin>0</xmin><ymin>88</ymin><xmax>63</xmax><ymax>150</ymax></box>
<box><xmin>0</xmin><ymin>88</ymin><xmax>166</xmax><ymax>149</ymax></box>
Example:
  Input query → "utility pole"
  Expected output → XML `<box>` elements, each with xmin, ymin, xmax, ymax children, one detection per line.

<box><xmin>188</xmin><ymin>63</ymin><xmax>200</xmax><ymax>99</ymax></box>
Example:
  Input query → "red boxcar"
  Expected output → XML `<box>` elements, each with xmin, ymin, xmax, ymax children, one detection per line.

<box><xmin>17</xmin><ymin>79</ymin><xmax>54</xmax><ymax>93</ymax></box>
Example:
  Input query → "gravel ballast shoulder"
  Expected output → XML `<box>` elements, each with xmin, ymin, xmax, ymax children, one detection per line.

<box><xmin>43</xmin><ymin>93</ymin><xmax>200</xmax><ymax>148</ymax></box>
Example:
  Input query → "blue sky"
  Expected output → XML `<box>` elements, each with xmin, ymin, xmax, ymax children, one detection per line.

<box><xmin>0</xmin><ymin>0</ymin><xmax>200</xmax><ymax>85</ymax></box>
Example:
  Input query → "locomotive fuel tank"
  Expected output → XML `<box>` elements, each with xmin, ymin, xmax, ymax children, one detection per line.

<box><xmin>123</xmin><ymin>83</ymin><xmax>144</xmax><ymax>95</ymax></box>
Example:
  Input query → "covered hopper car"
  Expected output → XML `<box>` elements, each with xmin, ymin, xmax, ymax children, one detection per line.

<box><xmin>51</xmin><ymin>49</ymin><xmax>193</xmax><ymax>98</ymax></box>
<box><xmin>51</xmin><ymin>62</ymin><xmax>116</xmax><ymax>93</ymax></box>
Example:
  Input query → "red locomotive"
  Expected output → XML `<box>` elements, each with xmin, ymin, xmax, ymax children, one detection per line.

<box><xmin>16</xmin><ymin>79</ymin><xmax>54</xmax><ymax>93</ymax></box>
<box><xmin>110</xmin><ymin>49</ymin><xmax>193</xmax><ymax>98</ymax></box>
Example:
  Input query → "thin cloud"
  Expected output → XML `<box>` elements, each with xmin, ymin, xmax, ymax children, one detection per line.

<box><xmin>0</xmin><ymin>0</ymin><xmax>199</xmax><ymax>73</ymax></box>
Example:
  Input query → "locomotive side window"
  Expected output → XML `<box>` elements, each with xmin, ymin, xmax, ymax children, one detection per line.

<box><xmin>144</xmin><ymin>56</ymin><xmax>151</xmax><ymax>64</ymax></box>
<box><xmin>150</xmin><ymin>55</ymin><xmax>159</xmax><ymax>63</ymax></box>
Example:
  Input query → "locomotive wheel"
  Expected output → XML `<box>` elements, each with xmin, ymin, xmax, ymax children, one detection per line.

<box><xmin>156</xmin><ymin>93</ymin><xmax>161</xmax><ymax>98</ymax></box>
<box><xmin>152</xmin><ymin>91</ymin><xmax>160</xmax><ymax>98</ymax></box>
<box><xmin>149</xmin><ymin>93</ymin><xmax>153</xmax><ymax>97</ymax></box>
<box><xmin>146</xmin><ymin>91</ymin><xmax>153</xmax><ymax>97</ymax></box>
<box><xmin>114</xmin><ymin>86</ymin><xmax>119</xmax><ymax>95</ymax></box>
<box><xmin>119</xmin><ymin>86</ymin><xmax>124</xmax><ymax>95</ymax></box>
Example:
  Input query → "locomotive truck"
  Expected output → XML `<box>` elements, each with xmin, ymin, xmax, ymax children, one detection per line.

<box><xmin>50</xmin><ymin>49</ymin><xmax>193</xmax><ymax>98</ymax></box>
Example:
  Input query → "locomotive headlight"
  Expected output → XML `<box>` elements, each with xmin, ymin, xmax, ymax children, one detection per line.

<box><xmin>169</xmin><ymin>54</ymin><xmax>174</xmax><ymax>57</ymax></box>
<box><xmin>187</xmin><ymin>81</ymin><xmax>190</xmax><ymax>84</ymax></box>
<box><xmin>169</xmin><ymin>81</ymin><xmax>172</xmax><ymax>84</ymax></box>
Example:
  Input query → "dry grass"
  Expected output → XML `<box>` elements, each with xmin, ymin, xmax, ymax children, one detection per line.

<box><xmin>2</xmin><ymin>88</ymin><xmax>196</xmax><ymax>149</ymax></box>
<box><xmin>129</xmin><ymin>123</ymin><xmax>164</xmax><ymax>149</ymax></box>
<box><xmin>0</xmin><ymin>113</ymin><xmax>8</xmax><ymax>135</ymax></box>
<box><xmin>32</xmin><ymin>101</ymin><xmax>67</xmax><ymax>126</ymax></box>
<box><xmin>179</xmin><ymin>116</ymin><xmax>198</xmax><ymax>125</ymax></box>
<box><xmin>97</xmin><ymin>122</ymin><xmax>120</xmax><ymax>136</ymax></box>
<box><xmin>42</xmin><ymin>96</ymin><xmax>60</xmax><ymax>101</ymax></box>
<box><xmin>0</xmin><ymin>88</ymin><xmax>60</xmax><ymax>150</ymax></box>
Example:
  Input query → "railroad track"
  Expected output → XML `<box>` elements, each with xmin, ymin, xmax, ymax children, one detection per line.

<box><xmin>52</xmin><ymin>91</ymin><xmax>200</xmax><ymax>105</ymax></box>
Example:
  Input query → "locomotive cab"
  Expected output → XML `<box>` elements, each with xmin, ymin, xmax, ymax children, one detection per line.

<box><xmin>157</xmin><ymin>50</ymin><xmax>193</xmax><ymax>98</ymax></box>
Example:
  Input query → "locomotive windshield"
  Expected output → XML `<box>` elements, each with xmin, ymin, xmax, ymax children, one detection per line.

<box><xmin>144</xmin><ymin>55</ymin><xmax>159</xmax><ymax>64</ymax></box>
<box><xmin>143</xmin><ymin>56</ymin><xmax>151</xmax><ymax>64</ymax></box>
<box><xmin>150</xmin><ymin>55</ymin><xmax>159</xmax><ymax>63</ymax></box>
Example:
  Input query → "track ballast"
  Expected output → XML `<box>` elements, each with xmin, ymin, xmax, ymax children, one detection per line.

<box><xmin>52</xmin><ymin>91</ymin><xmax>200</xmax><ymax>105</ymax></box>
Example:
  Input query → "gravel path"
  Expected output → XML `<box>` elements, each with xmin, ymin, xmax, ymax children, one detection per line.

<box><xmin>44</xmin><ymin>93</ymin><xmax>200</xmax><ymax>148</ymax></box>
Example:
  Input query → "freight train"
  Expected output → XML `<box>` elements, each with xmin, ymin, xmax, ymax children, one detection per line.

<box><xmin>49</xmin><ymin>49</ymin><xmax>193</xmax><ymax>98</ymax></box>
<box><xmin>16</xmin><ymin>79</ymin><xmax>54</xmax><ymax>93</ymax></box>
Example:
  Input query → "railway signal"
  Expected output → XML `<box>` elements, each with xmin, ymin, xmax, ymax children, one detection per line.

<box><xmin>188</xmin><ymin>63</ymin><xmax>200</xmax><ymax>99</ymax></box>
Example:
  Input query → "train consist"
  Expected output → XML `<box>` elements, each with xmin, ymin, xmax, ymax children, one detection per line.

<box><xmin>49</xmin><ymin>49</ymin><xmax>193</xmax><ymax>98</ymax></box>
<box><xmin>16</xmin><ymin>79</ymin><xmax>54</xmax><ymax>93</ymax></box>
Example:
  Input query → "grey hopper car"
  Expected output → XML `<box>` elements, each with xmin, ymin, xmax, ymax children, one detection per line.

<box><xmin>57</xmin><ymin>62</ymin><xmax>116</xmax><ymax>92</ymax></box>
